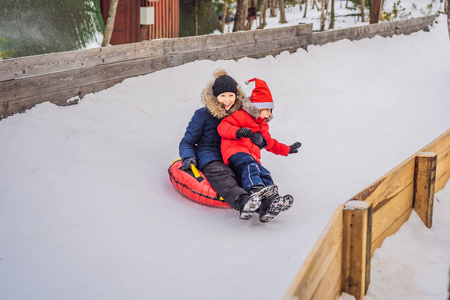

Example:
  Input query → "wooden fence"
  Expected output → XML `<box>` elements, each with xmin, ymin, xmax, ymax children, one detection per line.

<box><xmin>0</xmin><ymin>15</ymin><xmax>436</xmax><ymax>119</ymax></box>
<box><xmin>284</xmin><ymin>128</ymin><xmax>450</xmax><ymax>300</ymax></box>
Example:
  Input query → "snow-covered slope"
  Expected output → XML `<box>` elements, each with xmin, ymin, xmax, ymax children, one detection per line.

<box><xmin>0</xmin><ymin>14</ymin><xmax>449</xmax><ymax>300</ymax></box>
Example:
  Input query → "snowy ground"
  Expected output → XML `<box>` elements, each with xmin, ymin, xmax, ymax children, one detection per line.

<box><xmin>366</xmin><ymin>185</ymin><xmax>450</xmax><ymax>300</ymax></box>
<box><xmin>1</xmin><ymin>8</ymin><xmax>450</xmax><ymax>300</ymax></box>
<box><xmin>341</xmin><ymin>183</ymin><xmax>450</xmax><ymax>300</ymax></box>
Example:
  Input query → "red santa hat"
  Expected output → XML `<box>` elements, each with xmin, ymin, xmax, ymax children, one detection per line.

<box><xmin>245</xmin><ymin>78</ymin><xmax>274</xmax><ymax>109</ymax></box>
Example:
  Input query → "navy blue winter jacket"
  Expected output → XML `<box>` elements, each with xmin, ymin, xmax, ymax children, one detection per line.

<box><xmin>179</xmin><ymin>72</ymin><xmax>246</xmax><ymax>170</ymax></box>
<box><xmin>179</xmin><ymin>107</ymin><xmax>223</xmax><ymax>170</ymax></box>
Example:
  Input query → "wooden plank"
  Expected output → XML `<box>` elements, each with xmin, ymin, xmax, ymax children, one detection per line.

<box><xmin>311</xmin><ymin>244</ymin><xmax>342</xmax><ymax>300</ymax></box>
<box><xmin>0</xmin><ymin>40</ymin><xmax>168</xmax><ymax>81</ymax></box>
<box><xmin>253</xmin><ymin>24</ymin><xmax>312</xmax><ymax>41</ymax></box>
<box><xmin>351</xmin><ymin>23</ymin><xmax>398</xmax><ymax>40</ymax></box>
<box><xmin>0</xmin><ymin>55</ymin><xmax>169</xmax><ymax>103</ymax></box>
<box><xmin>420</xmin><ymin>128</ymin><xmax>450</xmax><ymax>155</ymax></box>
<box><xmin>371</xmin><ymin>207</ymin><xmax>412</xmax><ymax>255</ymax></box>
<box><xmin>311</xmin><ymin>31</ymin><xmax>336</xmax><ymax>46</ymax></box>
<box><xmin>312</xmin><ymin>23</ymin><xmax>396</xmax><ymax>45</ymax></box>
<box><xmin>352</xmin><ymin>156</ymin><xmax>415</xmax><ymax>210</ymax></box>
<box><xmin>170</xmin><ymin>30</ymin><xmax>254</xmax><ymax>53</ymax></box>
<box><xmin>312</xmin><ymin>15</ymin><xmax>434</xmax><ymax>46</ymax></box>
<box><xmin>0</xmin><ymin>79</ymin><xmax>123</xmax><ymax>119</ymax></box>
<box><xmin>393</xmin><ymin>15</ymin><xmax>436</xmax><ymax>29</ymax></box>
<box><xmin>284</xmin><ymin>205</ymin><xmax>344</xmax><ymax>300</ymax></box>
<box><xmin>396</xmin><ymin>25</ymin><xmax>429</xmax><ymax>36</ymax></box>
<box><xmin>342</xmin><ymin>201</ymin><xmax>372</xmax><ymax>300</ymax></box>
<box><xmin>421</xmin><ymin>129</ymin><xmax>450</xmax><ymax>192</ymax></box>
<box><xmin>168</xmin><ymin>35</ymin><xmax>311</xmax><ymax>67</ymax></box>
<box><xmin>168</xmin><ymin>35</ymin><xmax>211</xmax><ymax>53</ymax></box>
<box><xmin>371</xmin><ymin>182</ymin><xmax>414</xmax><ymax>243</ymax></box>
<box><xmin>312</xmin><ymin>29</ymin><xmax>354</xmax><ymax>46</ymax></box>
<box><xmin>0</xmin><ymin>23</ymin><xmax>313</xmax><ymax>83</ymax></box>
<box><xmin>168</xmin><ymin>24</ymin><xmax>312</xmax><ymax>53</ymax></box>
<box><xmin>435</xmin><ymin>151</ymin><xmax>450</xmax><ymax>192</ymax></box>
<box><xmin>414</xmin><ymin>152</ymin><xmax>437</xmax><ymax>228</ymax></box>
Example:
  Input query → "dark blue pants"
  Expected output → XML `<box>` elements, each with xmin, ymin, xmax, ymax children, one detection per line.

<box><xmin>228</xmin><ymin>152</ymin><xmax>274</xmax><ymax>192</ymax></box>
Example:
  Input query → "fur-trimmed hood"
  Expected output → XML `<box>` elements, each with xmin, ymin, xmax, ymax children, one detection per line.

<box><xmin>201</xmin><ymin>70</ymin><xmax>273</xmax><ymax>122</ymax></box>
<box><xmin>201</xmin><ymin>70</ymin><xmax>247</xmax><ymax>119</ymax></box>
<box><xmin>241</xmin><ymin>96</ymin><xmax>274</xmax><ymax>122</ymax></box>
<box><xmin>242</xmin><ymin>79</ymin><xmax>274</xmax><ymax>122</ymax></box>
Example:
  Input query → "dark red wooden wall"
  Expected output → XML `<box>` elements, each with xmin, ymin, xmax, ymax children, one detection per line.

<box><xmin>140</xmin><ymin>0</ymin><xmax>179</xmax><ymax>40</ymax></box>
<box><xmin>101</xmin><ymin>0</ymin><xmax>179</xmax><ymax>45</ymax></box>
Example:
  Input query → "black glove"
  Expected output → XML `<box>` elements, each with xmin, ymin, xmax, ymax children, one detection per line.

<box><xmin>182</xmin><ymin>157</ymin><xmax>197</xmax><ymax>170</ymax></box>
<box><xmin>236</xmin><ymin>128</ymin><xmax>253</xmax><ymax>139</ymax></box>
<box><xmin>250</xmin><ymin>132</ymin><xmax>267</xmax><ymax>149</ymax></box>
<box><xmin>289</xmin><ymin>142</ymin><xmax>302</xmax><ymax>154</ymax></box>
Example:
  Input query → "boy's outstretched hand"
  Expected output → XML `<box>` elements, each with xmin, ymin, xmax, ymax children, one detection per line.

<box><xmin>236</xmin><ymin>128</ymin><xmax>253</xmax><ymax>139</ymax></box>
<box><xmin>289</xmin><ymin>142</ymin><xmax>302</xmax><ymax>154</ymax></box>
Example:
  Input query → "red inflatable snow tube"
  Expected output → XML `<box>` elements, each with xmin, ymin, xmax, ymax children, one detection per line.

<box><xmin>168</xmin><ymin>159</ymin><xmax>232</xmax><ymax>208</ymax></box>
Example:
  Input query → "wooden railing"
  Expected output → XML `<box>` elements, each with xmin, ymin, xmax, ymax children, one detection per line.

<box><xmin>284</xmin><ymin>128</ymin><xmax>450</xmax><ymax>300</ymax></box>
<box><xmin>0</xmin><ymin>15</ymin><xmax>436</xmax><ymax>119</ymax></box>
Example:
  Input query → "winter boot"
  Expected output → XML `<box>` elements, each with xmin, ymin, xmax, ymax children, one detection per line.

<box><xmin>249</xmin><ymin>185</ymin><xmax>279</xmax><ymax>202</ymax></box>
<box><xmin>236</xmin><ymin>193</ymin><xmax>262</xmax><ymax>220</ymax></box>
<box><xmin>258</xmin><ymin>195</ymin><xmax>285</xmax><ymax>223</ymax></box>
<box><xmin>281</xmin><ymin>194</ymin><xmax>294</xmax><ymax>211</ymax></box>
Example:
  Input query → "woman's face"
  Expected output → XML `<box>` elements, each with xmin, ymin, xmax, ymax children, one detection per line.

<box><xmin>217</xmin><ymin>92</ymin><xmax>236</xmax><ymax>111</ymax></box>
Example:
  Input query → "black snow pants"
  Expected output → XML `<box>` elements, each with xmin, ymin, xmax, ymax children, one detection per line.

<box><xmin>201</xmin><ymin>160</ymin><xmax>247</xmax><ymax>210</ymax></box>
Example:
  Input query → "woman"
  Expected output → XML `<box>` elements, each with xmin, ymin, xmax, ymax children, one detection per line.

<box><xmin>179</xmin><ymin>70</ymin><xmax>274</xmax><ymax>220</ymax></box>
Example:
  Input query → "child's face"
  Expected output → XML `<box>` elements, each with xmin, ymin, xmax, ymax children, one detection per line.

<box><xmin>259</xmin><ymin>108</ymin><xmax>272</xmax><ymax>121</ymax></box>
<box><xmin>217</xmin><ymin>92</ymin><xmax>236</xmax><ymax>111</ymax></box>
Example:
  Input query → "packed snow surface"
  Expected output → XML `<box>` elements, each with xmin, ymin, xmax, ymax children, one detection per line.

<box><xmin>1</xmin><ymin>8</ymin><xmax>449</xmax><ymax>300</ymax></box>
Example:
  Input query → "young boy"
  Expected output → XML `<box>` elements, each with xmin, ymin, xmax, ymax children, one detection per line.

<box><xmin>217</xmin><ymin>78</ymin><xmax>301</xmax><ymax>222</ymax></box>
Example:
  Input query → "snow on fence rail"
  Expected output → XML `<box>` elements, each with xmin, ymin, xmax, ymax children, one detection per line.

<box><xmin>0</xmin><ymin>15</ymin><xmax>437</xmax><ymax>119</ymax></box>
<box><xmin>284</xmin><ymin>128</ymin><xmax>450</xmax><ymax>300</ymax></box>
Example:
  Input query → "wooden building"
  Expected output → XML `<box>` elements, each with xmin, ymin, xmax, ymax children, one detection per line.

<box><xmin>100</xmin><ymin>0</ymin><xmax>179</xmax><ymax>44</ymax></box>
<box><xmin>141</xmin><ymin>0</ymin><xmax>179</xmax><ymax>40</ymax></box>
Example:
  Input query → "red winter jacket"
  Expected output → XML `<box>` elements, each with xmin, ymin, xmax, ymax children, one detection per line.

<box><xmin>217</xmin><ymin>109</ymin><xmax>290</xmax><ymax>165</ymax></box>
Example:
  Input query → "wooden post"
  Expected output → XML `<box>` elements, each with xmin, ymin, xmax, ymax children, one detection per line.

<box><xmin>370</xmin><ymin>0</ymin><xmax>382</xmax><ymax>24</ymax></box>
<box><xmin>342</xmin><ymin>200</ymin><xmax>373</xmax><ymax>300</ymax></box>
<box><xmin>413</xmin><ymin>152</ymin><xmax>437</xmax><ymax>228</ymax></box>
